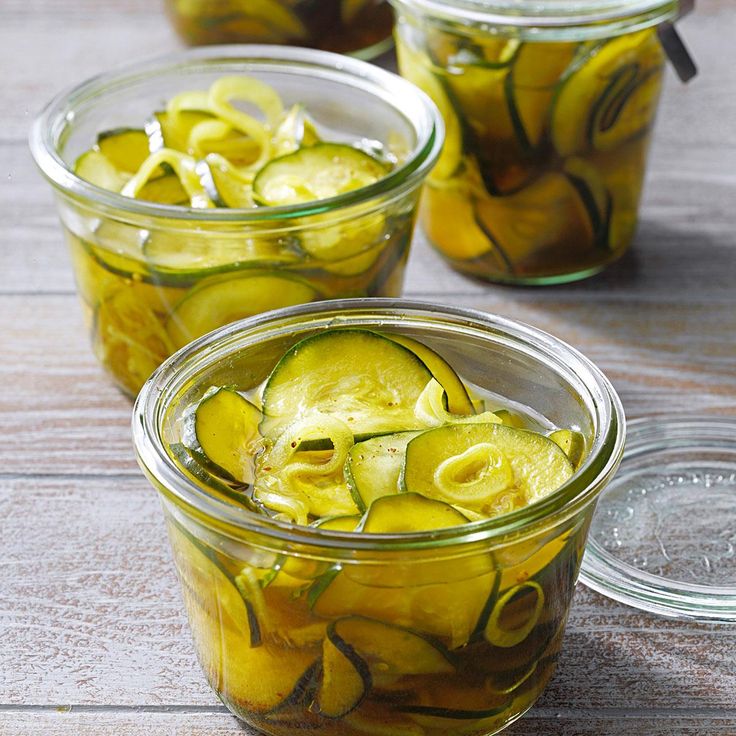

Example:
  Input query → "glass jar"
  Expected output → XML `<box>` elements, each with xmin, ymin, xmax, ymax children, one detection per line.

<box><xmin>29</xmin><ymin>47</ymin><xmax>442</xmax><ymax>396</ymax></box>
<box><xmin>390</xmin><ymin>0</ymin><xmax>679</xmax><ymax>284</ymax></box>
<box><xmin>133</xmin><ymin>299</ymin><xmax>625</xmax><ymax>736</ymax></box>
<box><xmin>165</xmin><ymin>0</ymin><xmax>395</xmax><ymax>59</ymax></box>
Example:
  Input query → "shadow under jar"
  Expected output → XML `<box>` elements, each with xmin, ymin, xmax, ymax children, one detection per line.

<box><xmin>165</xmin><ymin>0</ymin><xmax>395</xmax><ymax>59</ymax></box>
<box><xmin>391</xmin><ymin>0</ymin><xmax>679</xmax><ymax>284</ymax></box>
<box><xmin>29</xmin><ymin>47</ymin><xmax>442</xmax><ymax>396</ymax></box>
<box><xmin>133</xmin><ymin>300</ymin><xmax>625</xmax><ymax>736</ymax></box>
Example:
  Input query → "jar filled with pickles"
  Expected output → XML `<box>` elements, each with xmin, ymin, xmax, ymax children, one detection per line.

<box><xmin>391</xmin><ymin>0</ymin><xmax>681</xmax><ymax>284</ymax></box>
<box><xmin>166</xmin><ymin>0</ymin><xmax>395</xmax><ymax>59</ymax></box>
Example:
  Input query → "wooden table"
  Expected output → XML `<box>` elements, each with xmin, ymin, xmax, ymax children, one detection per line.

<box><xmin>2</xmin><ymin>1</ymin><xmax>735</xmax><ymax>733</ymax></box>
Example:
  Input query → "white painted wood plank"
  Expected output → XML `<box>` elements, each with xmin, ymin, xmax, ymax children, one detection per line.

<box><xmin>2</xmin><ymin>709</ymin><xmax>736</xmax><ymax>736</ymax></box>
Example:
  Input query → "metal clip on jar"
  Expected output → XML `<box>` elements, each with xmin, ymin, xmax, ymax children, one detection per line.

<box><xmin>390</xmin><ymin>0</ymin><xmax>689</xmax><ymax>284</ymax></box>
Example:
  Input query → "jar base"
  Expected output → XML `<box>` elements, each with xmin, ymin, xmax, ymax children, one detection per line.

<box><xmin>440</xmin><ymin>249</ymin><xmax>628</xmax><ymax>287</ymax></box>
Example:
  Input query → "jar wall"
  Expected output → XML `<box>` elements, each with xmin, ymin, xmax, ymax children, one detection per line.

<box><xmin>162</xmin><ymin>498</ymin><xmax>594</xmax><ymax>735</ymax></box>
<box><xmin>393</xmin><ymin>8</ymin><xmax>666</xmax><ymax>283</ymax></box>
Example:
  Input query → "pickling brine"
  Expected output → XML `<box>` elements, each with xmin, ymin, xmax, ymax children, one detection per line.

<box><xmin>163</xmin><ymin>328</ymin><xmax>591</xmax><ymax>735</ymax></box>
<box><xmin>393</xmin><ymin>10</ymin><xmax>666</xmax><ymax>283</ymax></box>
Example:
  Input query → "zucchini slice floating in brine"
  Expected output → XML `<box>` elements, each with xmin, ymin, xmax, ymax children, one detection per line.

<box><xmin>473</xmin><ymin>170</ymin><xmax>605</xmax><ymax>268</ymax></box>
<box><xmin>551</xmin><ymin>30</ymin><xmax>665</xmax><ymax>157</ymax></box>
<box><xmin>314</xmin><ymin>626</ymin><xmax>372</xmax><ymax>718</ymax></box>
<box><xmin>182</xmin><ymin>386</ymin><xmax>262</xmax><ymax>484</ymax></box>
<box><xmin>330</xmin><ymin>617</ymin><xmax>455</xmax><ymax>680</ymax></box>
<box><xmin>167</xmin><ymin>272</ymin><xmax>319</xmax><ymax>350</ymax></box>
<box><xmin>395</xmin><ymin>41</ymin><xmax>463</xmax><ymax>182</ymax></box>
<box><xmin>97</xmin><ymin>128</ymin><xmax>153</xmax><ymax>173</ymax></box>
<box><xmin>548</xmin><ymin>428</ymin><xmax>586</xmax><ymax>469</ymax></box>
<box><xmin>168</xmin><ymin>525</ymin><xmax>257</xmax><ymax>644</ymax></box>
<box><xmin>260</xmin><ymin>329</ymin><xmax>433</xmax><ymax>440</ymax></box>
<box><xmin>362</xmin><ymin>492</ymin><xmax>469</xmax><ymax>533</ymax></box>
<box><xmin>74</xmin><ymin>150</ymin><xmax>128</xmax><ymax>192</ymax></box>
<box><xmin>386</xmin><ymin>334</ymin><xmax>475</xmax><ymax>416</ymax></box>
<box><xmin>402</xmin><ymin>423</ymin><xmax>573</xmax><ymax>515</ymax></box>
<box><xmin>253</xmin><ymin>143</ymin><xmax>388</xmax><ymax>206</ymax></box>
<box><xmin>345</xmin><ymin>431</ymin><xmax>421</xmax><ymax>512</ymax></box>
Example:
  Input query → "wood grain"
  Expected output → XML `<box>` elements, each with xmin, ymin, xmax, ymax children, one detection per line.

<box><xmin>2</xmin><ymin>0</ymin><xmax>736</xmax><ymax>733</ymax></box>
<box><xmin>3</xmin><ymin>710</ymin><xmax>736</xmax><ymax>736</ymax></box>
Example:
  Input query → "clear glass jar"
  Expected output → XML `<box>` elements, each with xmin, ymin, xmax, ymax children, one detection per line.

<box><xmin>165</xmin><ymin>0</ymin><xmax>395</xmax><ymax>59</ymax></box>
<box><xmin>133</xmin><ymin>299</ymin><xmax>625</xmax><ymax>736</ymax></box>
<box><xmin>390</xmin><ymin>0</ymin><xmax>679</xmax><ymax>284</ymax></box>
<box><xmin>29</xmin><ymin>47</ymin><xmax>443</xmax><ymax>396</ymax></box>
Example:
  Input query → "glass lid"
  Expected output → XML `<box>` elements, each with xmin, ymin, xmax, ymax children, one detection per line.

<box><xmin>580</xmin><ymin>416</ymin><xmax>736</xmax><ymax>622</ymax></box>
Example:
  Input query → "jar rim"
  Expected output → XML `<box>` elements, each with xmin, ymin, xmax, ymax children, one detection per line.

<box><xmin>132</xmin><ymin>299</ymin><xmax>626</xmax><ymax>556</ymax></box>
<box><xmin>28</xmin><ymin>45</ymin><xmax>443</xmax><ymax>223</ymax></box>
<box><xmin>390</xmin><ymin>0</ymin><xmax>678</xmax><ymax>34</ymax></box>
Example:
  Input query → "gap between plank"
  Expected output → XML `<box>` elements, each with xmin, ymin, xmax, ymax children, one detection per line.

<box><xmin>0</xmin><ymin>704</ymin><xmax>734</xmax><ymax>720</ymax></box>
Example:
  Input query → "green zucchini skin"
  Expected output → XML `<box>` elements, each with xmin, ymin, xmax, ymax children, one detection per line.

<box><xmin>345</xmin><ymin>431</ymin><xmax>421</xmax><ymax>513</ymax></box>
<box><xmin>313</xmin><ymin>624</ymin><xmax>373</xmax><ymax>719</ymax></box>
<box><xmin>253</xmin><ymin>142</ymin><xmax>388</xmax><ymax>207</ymax></box>
<box><xmin>181</xmin><ymin>386</ymin><xmax>262</xmax><ymax>484</ymax></box>
<box><xmin>260</xmin><ymin>329</ymin><xmax>433</xmax><ymax>440</ymax></box>
<box><xmin>169</xmin><ymin>442</ymin><xmax>254</xmax><ymax>508</ymax></box>
<box><xmin>167</xmin><ymin>271</ymin><xmax>320</xmax><ymax>350</ymax></box>
<box><xmin>168</xmin><ymin>520</ymin><xmax>262</xmax><ymax>649</ymax></box>
<box><xmin>396</xmin><ymin>702</ymin><xmax>511</xmax><ymax>720</ymax></box>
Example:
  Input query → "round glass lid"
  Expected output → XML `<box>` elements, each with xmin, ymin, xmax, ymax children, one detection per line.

<box><xmin>580</xmin><ymin>416</ymin><xmax>736</xmax><ymax>622</ymax></box>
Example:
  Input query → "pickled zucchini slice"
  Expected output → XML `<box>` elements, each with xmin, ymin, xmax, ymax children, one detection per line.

<box><xmin>402</xmin><ymin>424</ymin><xmax>574</xmax><ymax>515</ymax></box>
<box><xmin>151</xmin><ymin>109</ymin><xmax>213</xmax><ymax>153</ymax></box>
<box><xmin>386</xmin><ymin>334</ymin><xmax>475</xmax><ymax>416</ymax></box>
<box><xmin>260</xmin><ymin>329</ymin><xmax>433</xmax><ymax>439</ymax></box>
<box><xmin>167</xmin><ymin>272</ymin><xmax>319</xmax><ymax>350</ymax></box>
<box><xmin>330</xmin><ymin>617</ymin><xmax>454</xmax><ymax>679</ymax></box>
<box><xmin>474</xmin><ymin>170</ymin><xmax>602</xmax><ymax>268</ymax></box>
<box><xmin>183</xmin><ymin>387</ymin><xmax>262</xmax><ymax>484</ymax></box>
<box><xmin>422</xmin><ymin>182</ymin><xmax>507</xmax><ymax>265</ymax></box>
<box><xmin>233</xmin><ymin>0</ymin><xmax>307</xmax><ymax>40</ymax></box>
<box><xmin>313</xmin><ymin>515</ymin><xmax>362</xmax><ymax>532</ymax></box>
<box><xmin>493</xmin><ymin>409</ymin><xmax>527</xmax><ymax>429</ymax></box>
<box><xmin>548</xmin><ymin>429</ymin><xmax>586</xmax><ymax>468</ymax></box>
<box><xmin>74</xmin><ymin>150</ymin><xmax>127</xmax><ymax>192</ymax></box>
<box><xmin>345</xmin><ymin>432</ymin><xmax>422</xmax><ymax>512</ymax></box>
<box><xmin>362</xmin><ymin>493</ymin><xmax>469</xmax><ymax>533</ymax></box>
<box><xmin>253</xmin><ymin>143</ymin><xmax>388</xmax><ymax>206</ymax></box>
<box><xmin>310</xmin><ymin>564</ymin><xmax>495</xmax><ymax>648</ymax></box>
<box><xmin>314</xmin><ymin>628</ymin><xmax>372</xmax><ymax>718</ymax></box>
<box><xmin>169</xmin><ymin>442</ymin><xmax>257</xmax><ymax>509</ymax></box>
<box><xmin>563</xmin><ymin>157</ymin><xmax>612</xmax><ymax>249</ymax></box>
<box><xmin>395</xmin><ymin>41</ymin><xmax>463</xmax><ymax>181</ymax></box>
<box><xmin>552</xmin><ymin>30</ymin><xmax>664</xmax><ymax>156</ymax></box>
<box><xmin>505</xmin><ymin>42</ymin><xmax>580</xmax><ymax>149</ymax></box>
<box><xmin>97</xmin><ymin>128</ymin><xmax>152</xmax><ymax>173</ymax></box>
<box><xmin>222</xmin><ymin>639</ymin><xmax>319</xmax><ymax>715</ymax></box>
<box><xmin>93</xmin><ymin>288</ymin><xmax>174</xmax><ymax>395</ymax></box>
<box><xmin>168</xmin><ymin>525</ymin><xmax>255</xmax><ymax>642</ymax></box>
<box><xmin>136</xmin><ymin>173</ymin><xmax>190</xmax><ymax>206</ymax></box>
